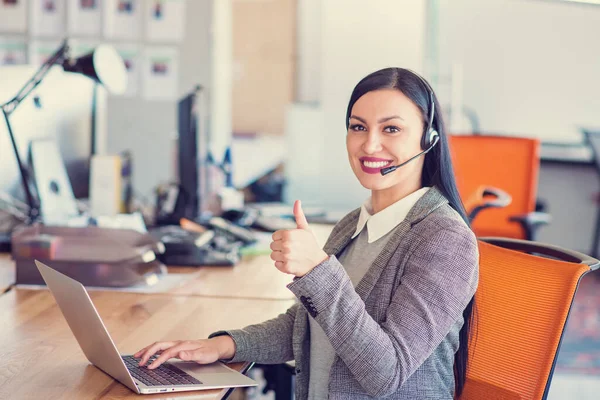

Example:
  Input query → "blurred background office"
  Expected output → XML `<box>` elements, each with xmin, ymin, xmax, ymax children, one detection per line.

<box><xmin>1</xmin><ymin>0</ymin><xmax>599</xmax><ymax>398</ymax></box>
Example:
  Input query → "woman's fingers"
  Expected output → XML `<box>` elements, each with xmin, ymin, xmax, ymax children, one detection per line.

<box><xmin>274</xmin><ymin>261</ymin><xmax>286</xmax><ymax>270</ymax></box>
<box><xmin>133</xmin><ymin>344</ymin><xmax>152</xmax><ymax>359</ymax></box>
<box><xmin>270</xmin><ymin>241</ymin><xmax>282</xmax><ymax>251</ymax></box>
<box><xmin>148</xmin><ymin>342</ymin><xmax>213</xmax><ymax>369</ymax></box>
<box><xmin>137</xmin><ymin>341</ymin><xmax>177</xmax><ymax>366</ymax></box>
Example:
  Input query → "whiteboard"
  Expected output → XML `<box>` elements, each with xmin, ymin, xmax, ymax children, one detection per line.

<box><xmin>438</xmin><ymin>0</ymin><xmax>600</xmax><ymax>144</ymax></box>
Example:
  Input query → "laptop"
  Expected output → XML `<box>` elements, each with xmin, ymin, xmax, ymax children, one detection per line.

<box><xmin>35</xmin><ymin>260</ymin><xmax>257</xmax><ymax>395</ymax></box>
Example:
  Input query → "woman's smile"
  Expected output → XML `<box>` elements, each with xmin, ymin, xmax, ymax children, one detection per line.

<box><xmin>359</xmin><ymin>156</ymin><xmax>393</xmax><ymax>174</ymax></box>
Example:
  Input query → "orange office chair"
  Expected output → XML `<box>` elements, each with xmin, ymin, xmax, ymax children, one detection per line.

<box><xmin>449</xmin><ymin>135</ymin><xmax>550</xmax><ymax>240</ymax></box>
<box><xmin>461</xmin><ymin>238</ymin><xmax>599</xmax><ymax>400</ymax></box>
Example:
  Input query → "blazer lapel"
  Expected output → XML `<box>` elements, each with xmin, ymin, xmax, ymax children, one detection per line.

<box><xmin>354</xmin><ymin>187</ymin><xmax>449</xmax><ymax>301</ymax></box>
<box><xmin>322</xmin><ymin>208</ymin><xmax>360</xmax><ymax>256</ymax></box>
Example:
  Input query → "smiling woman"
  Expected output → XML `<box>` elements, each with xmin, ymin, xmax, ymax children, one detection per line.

<box><xmin>347</xmin><ymin>88</ymin><xmax>427</xmax><ymax>203</ymax></box>
<box><xmin>134</xmin><ymin>67</ymin><xmax>479</xmax><ymax>400</ymax></box>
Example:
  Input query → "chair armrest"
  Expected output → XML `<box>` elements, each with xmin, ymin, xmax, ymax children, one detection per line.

<box><xmin>509</xmin><ymin>212</ymin><xmax>551</xmax><ymax>226</ymax></box>
<box><xmin>466</xmin><ymin>186</ymin><xmax>512</xmax><ymax>221</ymax></box>
<box><xmin>509</xmin><ymin>212</ymin><xmax>551</xmax><ymax>241</ymax></box>
<box><xmin>479</xmin><ymin>237</ymin><xmax>600</xmax><ymax>269</ymax></box>
<box><xmin>535</xmin><ymin>199</ymin><xmax>547</xmax><ymax>213</ymax></box>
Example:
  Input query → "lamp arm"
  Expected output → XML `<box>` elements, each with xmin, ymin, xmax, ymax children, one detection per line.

<box><xmin>0</xmin><ymin>39</ymin><xmax>69</xmax><ymax>223</ymax></box>
<box><xmin>0</xmin><ymin>40</ymin><xmax>69</xmax><ymax>116</ymax></box>
<box><xmin>1</xmin><ymin>109</ymin><xmax>38</xmax><ymax>222</ymax></box>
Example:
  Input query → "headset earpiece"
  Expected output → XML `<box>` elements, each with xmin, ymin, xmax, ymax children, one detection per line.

<box><xmin>422</xmin><ymin>128</ymin><xmax>439</xmax><ymax>150</ymax></box>
<box><xmin>413</xmin><ymin>70</ymin><xmax>438</xmax><ymax>151</ymax></box>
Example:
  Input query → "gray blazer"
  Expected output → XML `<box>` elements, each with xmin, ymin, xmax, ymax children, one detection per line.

<box><xmin>212</xmin><ymin>188</ymin><xmax>479</xmax><ymax>399</ymax></box>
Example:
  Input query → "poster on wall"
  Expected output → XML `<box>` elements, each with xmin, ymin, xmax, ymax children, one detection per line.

<box><xmin>0</xmin><ymin>36</ymin><xmax>27</xmax><ymax>65</ymax></box>
<box><xmin>113</xmin><ymin>43</ymin><xmax>140</xmax><ymax>97</ymax></box>
<box><xmin>145</xmin><ymin>0</ymin><xmax>186</xmax><ymax>43</ymax></box>
<box><xmin>28</xmin><ymin>39</ymin><xmax>62</xmax><ymax>65</ymax></box>
<box><xmin>104</xmin><ymin>0</ymin><xmax>142</xmax><ymax>40</ymax></box>
<box><xmin>67</xmin><ymin>0</ymin><xmax>102</xmax><ymax>36</ymax></box>
<box><xmin>0</xmin><ymin>0</ymin><xmax>28</xmax><ymax>33</ymax></box>
<box><xmin>30</xmin><ymin>0</ymin><xmax>66</xmax><ymax>37</ymax></box>
<box><xmin>142</xmin><ymin>46</ymin><xmax>179</xmax><ymax>101</ymax></box>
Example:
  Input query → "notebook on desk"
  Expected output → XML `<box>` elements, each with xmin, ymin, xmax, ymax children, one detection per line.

<box><xmin>35</xmin><ymin>260</ymin><xmax>257</xmax><ymax>395</ymax></box>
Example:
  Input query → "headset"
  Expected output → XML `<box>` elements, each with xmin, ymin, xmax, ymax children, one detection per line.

<box><xmin>380</xmin><ymin>69</ymin><xmax>440</xmax><ymax>176</ymax></box>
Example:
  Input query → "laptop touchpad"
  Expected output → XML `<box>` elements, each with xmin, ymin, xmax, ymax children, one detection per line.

<box><xmin>173</xmin><ymin>361</ymin><xmax>234</xmax><ymax>374</ymax></box>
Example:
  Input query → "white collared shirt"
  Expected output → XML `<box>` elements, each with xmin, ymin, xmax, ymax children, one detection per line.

<box><xmin>352</xmin><ymin>187</ymin><xmax>430</xmax><ymax>243</ymax></box>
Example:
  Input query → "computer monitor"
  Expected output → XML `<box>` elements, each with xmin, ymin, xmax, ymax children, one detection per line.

<box><xmin>0</xmin><ymin>65</ymin><xmax>105</xmax><ymax>203</ymax></box>
<box><xmin>176</xmin><ymin>85</ymin><xmax>208</xmax><ymax>221</ymax></box>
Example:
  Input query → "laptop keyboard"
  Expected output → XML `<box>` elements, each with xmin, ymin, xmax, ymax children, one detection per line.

<box><xmin>122</xmin><ymin>355</ymin><xmax>202</xmax><ymax>387</ymax></box>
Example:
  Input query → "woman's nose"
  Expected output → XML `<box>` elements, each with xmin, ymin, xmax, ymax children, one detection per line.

<box><xmin>362</xmin><ymin>132</ymin><xmax>383</xmax><ymax>154</ymax></box>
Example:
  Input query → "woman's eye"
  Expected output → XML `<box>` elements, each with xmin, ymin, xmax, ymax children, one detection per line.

<box><xmin>384</xmin><ymin>126</ymin><xmax>401</xmax><ymax>134</ymax></box>
<box><xmin>349</xmin><ymin>124</ymin><xmax>366</xmax><ymax>132</ymax></box>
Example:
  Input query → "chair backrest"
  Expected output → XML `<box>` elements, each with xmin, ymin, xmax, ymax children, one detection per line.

<box><xmin>449</xmin><ymin>135</ymin><xmax>540</xmax><ymax>239</ymax></box>
<box><xmin>462</xmin><ymin>239</ymin><xmax>597</xmax><ymax>400</ymax></box>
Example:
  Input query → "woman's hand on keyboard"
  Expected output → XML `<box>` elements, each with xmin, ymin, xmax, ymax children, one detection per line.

<box><xmin>134</xmin><ymin>336</ymin><xmax>236</xmax><ymax>369</ymax></box>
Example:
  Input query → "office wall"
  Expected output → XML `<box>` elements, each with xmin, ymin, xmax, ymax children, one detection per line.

<box><xmin>211</xmin><ymin>0</ymin><xmax>233</xmax><ymax>161</ymax></box>
<box><xmin>286</xmin><ymin>0</ymin><xmax>427</xmax><ymax>210</ymax></box>
<box><xmin>106</xmin><ymin>0</ymin><xmax>223</xmax><ymax>198</ymax></box>
<box><xmin>437</xmin><ymin>0</ymin><xmax>600</xmax><ymax>142</ymax></box>
<box><xmin>537</xmin><ymin>163</ymin><xmax>598</xmax><ymax>254</ymax></box>
<box><xmin>296</xmin><ymin>0</ymin><xmax>321</xmax><ymax>104</ymax></box>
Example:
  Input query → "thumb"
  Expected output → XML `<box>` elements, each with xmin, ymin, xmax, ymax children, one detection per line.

<box><xmin>293</xmin><ymin>200</ymin><xmax>309</xmax><ymax>230</ymax></box>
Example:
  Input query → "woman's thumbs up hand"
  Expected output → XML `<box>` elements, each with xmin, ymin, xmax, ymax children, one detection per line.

<box><xmin>269</xmin><ymin>200</ymin><xmax>329</xmax><ymax>277</ymax></box>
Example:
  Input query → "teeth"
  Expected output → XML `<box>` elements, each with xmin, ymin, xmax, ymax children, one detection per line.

<box><xmin>363</xmin><ymin>161</ymin><xmax>390</xmax><ymax>168</ymax></box>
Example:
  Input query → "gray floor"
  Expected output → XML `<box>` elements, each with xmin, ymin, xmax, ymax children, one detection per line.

<box><xmin>549</xmin><ymin>373</ymin><xmax>600</xmax><ymax>400</ymax></box>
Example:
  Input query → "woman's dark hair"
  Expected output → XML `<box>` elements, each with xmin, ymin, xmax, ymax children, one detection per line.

<box><xmin>345</xmin><ymin>67</ymin><xmax>475</xmax><ymax>397</ymax></box>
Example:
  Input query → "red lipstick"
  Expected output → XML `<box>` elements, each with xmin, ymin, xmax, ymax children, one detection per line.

<box><xmin>359</xmin><ymin>157</ymin><xmax>393</xmax><ymax>175</ymax></box>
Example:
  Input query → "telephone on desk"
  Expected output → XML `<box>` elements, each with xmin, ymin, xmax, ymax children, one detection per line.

<box><xmin>150</xmin><ymin>217</ymin><xmax>257</xmax><ymax>267</ymax></box>
<box><xmin>220</xmin><ymin>209</ymin><xmax>297</xmax><ymax>232</ymax></box>
<box><xmin>207</xmin><ymin>216</ymin><xmax>258</xmax><ymax>245</ymax></box>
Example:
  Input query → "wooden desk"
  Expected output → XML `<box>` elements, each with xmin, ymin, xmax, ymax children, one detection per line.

<box><xmin>169</xmin><ymin>255</ymin><xmax>293</xmax><ymax>300</ymax></box>
<box><xmin>0</xmin><ymin>288</ymin><xmax>295</xmax><ymax>400</ymax></box>
<box><xmin>0</xmin><ymin>224</ymin><xmax>334</xmax><ymax>301</ymax></box>
<box><xmin>0</xmin><ymin>253</ymin><xmax>294</xmax><ymax>300</ymax></box>
<box><xmin>0</xmin><ymin>253</ymin><xmax>301</xmax><ymax>301</ymax></box>
<box><xmin>166</xmin><ymin>223</ymin><xmax>333</xmax><ymax>300</ymax></box>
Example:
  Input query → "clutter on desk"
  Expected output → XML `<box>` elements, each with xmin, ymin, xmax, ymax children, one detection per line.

<box><xmin>12</xmin><ymin>233</ymin><xmax>62</xmax><ymax>260</ymax></box>
<box><xmin>239</xmin><ymin>231</ymin><xmax>277</xmax><ymax>257</ymax></box>
<box><xmin>12</xmin><ymin>224</ymin><xmax>166</xmax><ymax>288</ymax></box>
<box><xmin>220</xmin><ymin>208</ymin><xmax>297</xmax><ymax>232</ymax></box>
<box><xmin>150</xmin><ymin>214</ymin><xmax>261</xmax><ymax>267</ymax></box>
<box><xmin>246</xmin><ymin>202</ymin><xmax>326</xmax><ymax>220</ymax></box>
<box><xmin>248</xmin><ymin>168</ymin><xmax>286</xmax><ymax>203</ymax></box>
<box><xmin>150</xmin><ymin>224</ymin><xmax>241</xmax><ymax>267</ymax></box>
<box><xmin>245</xmin><ymin>202</ymin><xmax>346</xmax><ymax>225</ymax></box>
<box><xmin>90</xmin><ymin>153</ymin><xmax>133</xmax><ymax>217</ymax></box>
<box><xmin>208</xmin><ymin>216</ymin><xmax>257</xmax><ymax>245</ymax></box>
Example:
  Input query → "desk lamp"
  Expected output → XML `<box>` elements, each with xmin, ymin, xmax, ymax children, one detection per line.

<box><xmin>0</xmin><ymin>39</ymin><xmax>127</xmax><ymax>223</ymax></box>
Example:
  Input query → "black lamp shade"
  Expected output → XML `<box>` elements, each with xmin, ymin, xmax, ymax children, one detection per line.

<box><xmin>63</xmin><ymin>45</ymin><xmax>127</xmax><ymax>95</ymax></box>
